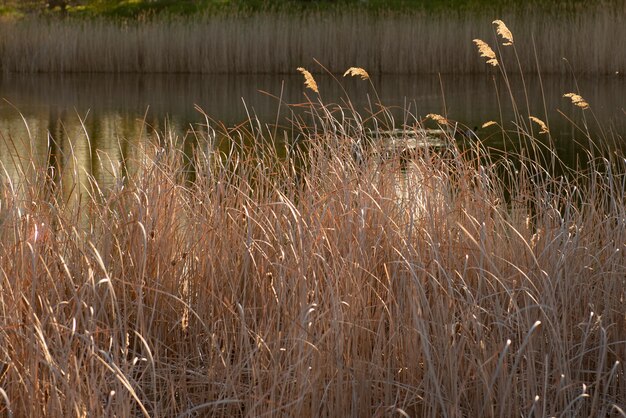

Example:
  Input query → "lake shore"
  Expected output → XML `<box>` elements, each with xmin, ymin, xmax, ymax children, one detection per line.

<box><xmin>0</xmin><ymin>8</ymin><xmax>624</xmax><ymax>417</ymax></box>
<box><xmin>0</xmin><ymin>5</ymin><xmax>624</xmax><ymax>74</ymax></box>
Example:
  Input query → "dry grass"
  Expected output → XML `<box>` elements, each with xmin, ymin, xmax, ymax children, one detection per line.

<box><xmin>0</xmin><ymin>17</ymin><xmax>625</xmax><ymax>418</ymax></box>
<box><xmin>0</xmin><ymin>6</ymin><xmax>625</xmax><ymax>74</ymax></box>
<box><xmin>0</xmin><ymin>90</ymin><xmax>625</xmax><ymax>418</ymax></box>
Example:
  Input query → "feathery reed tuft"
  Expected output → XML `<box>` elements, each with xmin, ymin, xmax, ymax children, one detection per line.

<box><xmin>563</xmin><ymin>92</ymin><xmax>590</xmax><ymax>109</ymax></box>
<box><xmin>426</xmin><ymin>113</ymin><xmax>449</xmax><ymax>124</ymax></box>
<box><xmin>473</xmin><ymin>39</ymin><xmax>499</xmax><ymax>66</ymax></box>
<box><xmin>343</xmin><ymin>67</ymin><xmax>370</xmax><ymax>80</ymax></box>
<box><xmin>529</xmin><ymin>116</ymin><xmax>549</xmax><ymax>134</ymax></box>
<box><xmin>297</xmin><ymin>67</ymin><xmax>319</xmax><ymax>93</ymax></box>
<box><xmin>493</xmin><ymin>19</ymin><xmax>514</xmax><ymax>46</ymax></box>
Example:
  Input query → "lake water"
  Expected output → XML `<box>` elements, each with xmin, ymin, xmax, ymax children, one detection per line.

<box><xmin>1</xmin><ymin>72</ymin><xmax>624</xmax><ymax>185</ymax></box>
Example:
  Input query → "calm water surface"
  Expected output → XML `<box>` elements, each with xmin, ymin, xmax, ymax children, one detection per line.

<box><xmin>0</xmin><ymin>73</ymin><xmax>624</xmax><ymax>185</ymax></box>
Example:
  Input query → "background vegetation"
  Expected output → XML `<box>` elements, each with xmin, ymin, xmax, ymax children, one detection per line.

<box><xmin>1</xmin><ymin>7</ymin><xmax>624</xmax><ymax>74</ymax></box>
<box><xmin>0</xmin><ymin>0</ymin><xmax>620</xmax><ymax>18</ymax></box>
<box><xmin>0</xmin><ymin>0</ymin><xmax>623</xmax><ymax>75</ymax></box>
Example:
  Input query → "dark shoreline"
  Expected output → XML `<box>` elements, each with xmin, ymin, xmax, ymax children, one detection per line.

<box><xmin>0</xmin><ymin>8</ymin><xmax>624</xmax><ymax>75</ymax></box>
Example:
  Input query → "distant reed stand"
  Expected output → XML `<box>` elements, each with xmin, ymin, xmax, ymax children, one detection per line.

<box><xmin>0</xmin><ymin>6</ymin><xmax>624</xmax><ymax>74</ymax></box>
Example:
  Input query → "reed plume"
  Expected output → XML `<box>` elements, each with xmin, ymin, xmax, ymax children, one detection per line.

<box><xmin>482</xmin><ymin>121</ymin><xmax>497</xmax><ymax>128</ymax></box>
<box><xmin>473</xmin><ymin>39</ymin><xmax>499</xmax><ymax>66</ymax></box>
<box><xmin>343</xmin><ymin>67</ymin><xmax>370</xmax><ymax>80</ymax></box>
<box><xmin>563</xmin><ymin>93</ymin><xmax>590</xmax><ymax>109</ymax></box>
<box><xmin>426</xmin><ymin>113</ymin><xmax>448</xmax><ymax>124</ymax></box>
<box><xmin>493</xmin><ymin>20</ymin><xmax>514</xmax><ymax>46</ymax></box>
<box><xmin>529</xmin><ymin>116</ymin><xmax>549</xmax><ymax>134</ymax></box>
<box><xmin>297</xmin><ymin>67</ymin><xmax>319</xmax><ymax>93</ymax></box>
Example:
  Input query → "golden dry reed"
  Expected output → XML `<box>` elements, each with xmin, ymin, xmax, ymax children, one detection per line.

<box><xmin>344</xmin><ymin>67</ymin><xmax>370</xmax><ymax>80</ymax></box>
<box><xmin>493</xmin><ymin>19</ymin><xmax>514</xmax><ymax>46</ymax></box>
<box><xmin>529</xmin><ymin>116</ymin><xmax>549</xmax><ymax>134</ymax></box>
<box><xmin>563</xmin><ymin>92</ymin><xmax>590</xmax><ymax>109</ymax></box>
<box><xmin>0</xmin><ymin>7</ymin><xmax>624</xmax><ymax>74</ymax></box>
<box><xmin>473</xmin><ymin>39</ymin><xmax>499</xmax><ymax>67</ymax></box>
<box><xmin>426</xmin><ymin>113</ymin><xmax>449</xmax><ymax>124</ymax></box>
<box><xmin>297</xmin><ymin>67</ymin><xmax>319</xmax><ymax>93</ymax></box>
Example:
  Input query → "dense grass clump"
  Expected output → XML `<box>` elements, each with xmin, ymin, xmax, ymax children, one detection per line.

<box><xmin>0</xmin><ymin>89</ymin><xmax>625</xmax><ymax>416</ymax></box>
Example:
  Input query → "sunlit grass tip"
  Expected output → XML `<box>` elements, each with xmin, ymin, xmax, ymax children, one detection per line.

<box><xmin>426</xmin><ymin>113</ymin><xmax>448</xmax><ymax>125</ymax></box>
<box><xmin>482</xmin><ymin>121</ymin><xmax>497</xmax><ymax>128</ymax></box>
<box><xmin>344</xmin><ymin>67</ymin><xmax>370</xmax><ymax>80</ymax></box>
<box><xmin>563</xmin><ymin>93</ymin><xmax>590</xmax><ymax>109</ymax></box>
<box><xmin>493</xmin><ymin>20</ymin><xmax>514</xmax><ymax>46</ymax></box>
<box><xmin>529</xmin><ymin>116</ymin><xmax>549</xmax><ymax>134</ymax></box>
<box><xmin>473</xmin><ymin>39</ymin><xmax>499</xmax><ymax>66</ymax></box>
<box><xmin>297</xmin><ymin>67</ymin><xmax>319</xmax><ymax>93</ymax></box>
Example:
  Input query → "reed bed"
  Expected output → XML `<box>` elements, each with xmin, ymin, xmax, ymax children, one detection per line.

<box><xmin>0</xmin><ymin>88</ymin><xmax>624</xmax><ymax>418</ymax></box>
<box><xmin>0</xmin><ymin>4</ymin><xmax>625</xmax><ymax>74</ymax></box>
<box><xmin>0</xmin><ymin>20</ymin><xmax>625</xmax><ymax>418</ymax></box>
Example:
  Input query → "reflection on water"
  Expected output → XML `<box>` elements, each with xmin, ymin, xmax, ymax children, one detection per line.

<box><xmin>0</xmin><ymin>72</ymin><xmax>624</xmax><ymax>187</ymax></box>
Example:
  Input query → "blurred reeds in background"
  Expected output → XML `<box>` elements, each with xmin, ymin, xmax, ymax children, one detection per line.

<box><xmin>0</xmin><ymin>6</ymin><xmax>624</xmax><ymax>74</ymax></box>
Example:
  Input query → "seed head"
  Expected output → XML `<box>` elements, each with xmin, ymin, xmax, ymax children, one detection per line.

<box><xmin>473</xmin><ymin>39</ymin><xmax>499</xmax><ymax>66</ymax></box>
<box><xmin>344</xmin><ymin>67</ymin><xmax>370</xmax><ymax>80</ymax></box>
<box><xmin>297</xmin><ymin>67</ymin><xmax>319</xmax><ymax>93</ymax></box>
<box><xmin>493</xmin><ymin>20</ymin><xmax>514</xmax><ymax>46</ymax></box>
<box><xmin>529</xmin><ymin>116</ymin><xmax>549</xmax><ymax>134</ymax></box>
<box><xmin>426</xmin><ymin>113</ymin><xmax>448</xmax><ymax>125</ymax></box>
<box><xmin>563</xmin><ymin>93</ymin><xmax>589</xmax><ymax>109</ymax></box>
